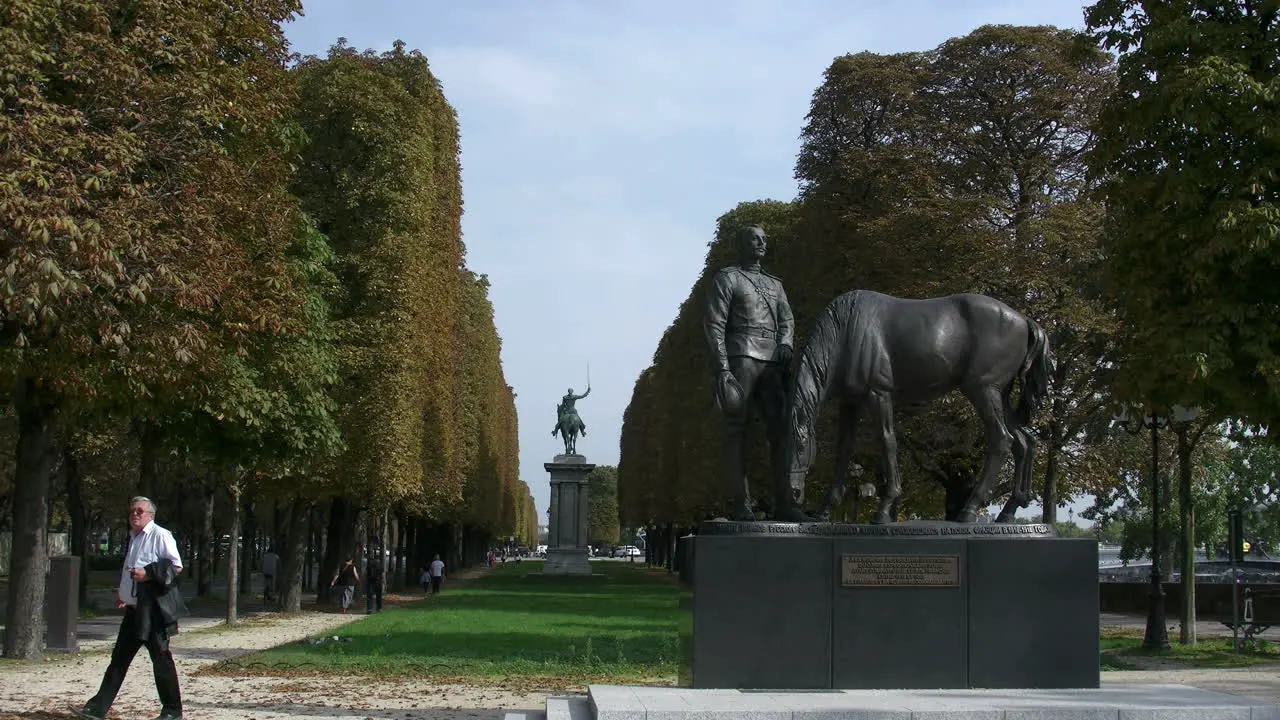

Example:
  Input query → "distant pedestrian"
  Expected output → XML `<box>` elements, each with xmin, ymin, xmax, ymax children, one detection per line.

<box><xmin>72</xmin><ymin>497</ymin><xmax>187</xmax><ymax>720</ymax></box>
<box><xmin>262</xmin><ymin>548</ymin><xmax>279</xmax><ymax>603</ymax></box>
<box><xmin>419</xmin><ymin>565</ymin><xmax>431</xmax><ymax>594</ymax></box>
<box><xmin>330</xmin><ymin>558</ymin><xmax>359</xmax><ymax>614</ymax></box>
<box><xmin>364</xmin><ymin>557</ymin><xmax>384</xmax><ymax>614</ymax></box>
<box><xmin>429</xmin><ymin>554</ymin><xmax>445</xmax><ymax>594</ymax></box>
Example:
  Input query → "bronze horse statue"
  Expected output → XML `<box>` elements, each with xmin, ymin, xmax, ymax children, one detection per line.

<box><xmin>784</xmin><ymin>290</ymin><xmax>1052</xmax><ymax>524</ymax></box>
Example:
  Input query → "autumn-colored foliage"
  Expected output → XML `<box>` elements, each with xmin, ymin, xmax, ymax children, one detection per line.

<box><xmin>1</xmin><ymin>0</ymin><xmax>323</xmax><ymax>659</ymax></box>
<box><xmin>4</xmin><ymin>19</ymin><xmax>524</xmax><ymax>657</ymax></box>
<box><xmin>292</xmin><ymin>41</ymin><xmax>471</xmax><ymax>509</ymax></box>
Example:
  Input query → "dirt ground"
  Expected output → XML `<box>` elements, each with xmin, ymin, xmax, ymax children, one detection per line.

<box><xmin>4</xmin><ymin>577</ymin><xmax>1280</xmax><ymax>718</ymax></box>
<box><xmin>0</xmin><ymin>569</ymin><xmax>553</xmax><ymax>719</ymax></box>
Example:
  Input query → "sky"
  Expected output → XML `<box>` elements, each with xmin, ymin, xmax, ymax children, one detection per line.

<box><xmin>283</xmin><ymin>0</ymin><xmax>1097</xmax><ymax>527</ymax></box>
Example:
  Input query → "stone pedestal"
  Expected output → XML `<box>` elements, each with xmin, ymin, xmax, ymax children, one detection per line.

<box><xmin>543</xmin><ymin>454</ymin><xmax>594</xmax><ymax>576</ymax></box>
<box><xmin>682</xmin><ymin>520</ymin><xmax>1099</xmax><ymax>690</ymax></box>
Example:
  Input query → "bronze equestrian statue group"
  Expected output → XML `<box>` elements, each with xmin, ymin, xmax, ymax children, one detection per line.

<box><xmin>553</xmin><ymin>385</ymin><xmax>590</xmax><ymax>456</ymax></box>
<box><xmin>703</xmin><ymin>225</ymin><xmax>1053</xmax><ymax>524</ymax></box>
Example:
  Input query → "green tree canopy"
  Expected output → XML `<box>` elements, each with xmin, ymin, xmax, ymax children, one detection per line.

<box><xmin>1086</xmin><ymin>0</ymin><xmax>1280</xmax><ymax>426</ymax></box>
<box><xmin>586</xmin><ymin>465</ymin><xmax>620</xmax><ymax>546</ymax></box>
<box><xmin>1</xmin><ymin>0</ymin><xmax>310</xmax><ymax>659</ymax></box>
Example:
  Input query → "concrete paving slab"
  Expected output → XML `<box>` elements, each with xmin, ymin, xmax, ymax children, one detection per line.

<box><xmin>547</xmin><ymin>696</ymin><xmax>593</xmax><ymax>720</ymax></box>
<box><xmin>586</xmin><ymin>683</ymin><xmax>1280</xmax><ymax>719</ymax></box>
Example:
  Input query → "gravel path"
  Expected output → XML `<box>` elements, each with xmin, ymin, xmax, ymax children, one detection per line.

<box><xmin>3</xmin><ymin>584</ymin><xmax>1278</xmax><ymax>718</ymax></box>
<box><xmin>0</xmin><ymin>569</ymin><xmax>552</xmax><ymax>719</ymax></box>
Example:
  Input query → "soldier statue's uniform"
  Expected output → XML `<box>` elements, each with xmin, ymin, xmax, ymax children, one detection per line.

<box><xmin>703</xmin><ymin>224</ymin><xmax>804</xmax><ymax>521</ymax></box>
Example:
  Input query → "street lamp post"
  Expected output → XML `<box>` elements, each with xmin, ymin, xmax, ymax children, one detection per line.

<box><xmin>1112</xmin><ymin>404</ymin><xmax>1200</xmax><ymax>651</ymax></box>
<box><xmin>1113</xmin><ymin>405</ymin><xmax>1166</xmax><ymax>650</ymax></box>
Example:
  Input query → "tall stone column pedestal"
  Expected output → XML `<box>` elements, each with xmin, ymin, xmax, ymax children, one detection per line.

<box><xmin>543</xmin><ymin>454</ymin><xmax>594</xmax><ymax>576</ymax></box>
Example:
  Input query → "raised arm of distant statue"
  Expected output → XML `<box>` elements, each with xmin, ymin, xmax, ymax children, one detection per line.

<box><xmin>573</xmin><ymin>386</ymin><xmax>591</xmax><ymax>401</ymax></box>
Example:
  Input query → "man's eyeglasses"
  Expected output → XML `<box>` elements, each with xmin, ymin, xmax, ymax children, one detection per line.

<box><xmin>129</xmin><ymin>508</ymin><xmax>151</xmax><ymax>515</ymax></box>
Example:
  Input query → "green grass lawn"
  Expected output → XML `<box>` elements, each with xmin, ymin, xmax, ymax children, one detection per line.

<box><xmin>214</xmin><ymin>561</ymin><xmax>682</xmax><ymax>686</ymax></box>
<box><xmin>1100</xmin><ymin>626</ymin><xmax>1280</xmax><ymax>669</ymax></box>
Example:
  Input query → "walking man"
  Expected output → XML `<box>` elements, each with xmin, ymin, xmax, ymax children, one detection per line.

<box><xmin>262</xmin><ymin>546</ymin><xmax>279</xmax><ymax>604</ymax></box>
<box><xmin>73</xmin><ymin>497</ymin><xmax>186</xmax><ymax>720</ymax></box>
<box><xmin>428</xmin><ymin>554</ymin><xmax>445</xmax><ymax>595</ymax></box>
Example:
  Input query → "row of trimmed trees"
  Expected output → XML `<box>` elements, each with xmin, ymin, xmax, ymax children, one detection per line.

<box><xmin>1</xmin><ymin>4</ymin><xmax>534</xmax><ymax>660</ymax></box>
<box><xmin>620</xmin><ymin>5</ymin><xmax>1280</xmax><ymax>608</ymax></box>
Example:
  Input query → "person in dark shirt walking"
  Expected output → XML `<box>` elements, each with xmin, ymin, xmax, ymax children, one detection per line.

<box><xmin>330</xmin><ymin>558</ymin><xmax>360</xmax><ymax>614</ymax></box>
<box><xmin>364</xmin><ymin>556</ymin><xmax>384</xmax><ymax>613</ymax></box>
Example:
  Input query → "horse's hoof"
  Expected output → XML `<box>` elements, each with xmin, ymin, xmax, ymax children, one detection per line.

<box><xmin>994</xmin><ymin>512</ymin><xmax>1016</xmax><ymax>524</ymax></box>
<box><xmin>871</xmin><ymin>511</ymin><xmax>891</xmax><ymax>525</ymax></box>
<box><xmin>956</xmin><ymin>510</ymin><xmax>978</xmax><ymax>523</ymax></box>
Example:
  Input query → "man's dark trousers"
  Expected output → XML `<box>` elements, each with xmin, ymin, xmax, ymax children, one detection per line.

<box><xmin>87</xmin><ymin>606</ymin><xmax>182</xmax><ymax>716</ymax></box>
<box><xmin>365</xmin><ymin>581</ymin><xmax>383</xmax><ymax>613</ymax></box>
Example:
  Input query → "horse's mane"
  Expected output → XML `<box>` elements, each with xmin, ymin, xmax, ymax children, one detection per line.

<box><xmin>791</xmin><ymin>291</ymin><xmax>859</xmax><ymax>432</ymax></box>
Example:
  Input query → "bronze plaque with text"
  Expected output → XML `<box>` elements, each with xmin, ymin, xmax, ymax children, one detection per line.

<box><xmin>841</xmin><ymin>554</ymin><xmax>960</xmax><ymax>587</ymax></box>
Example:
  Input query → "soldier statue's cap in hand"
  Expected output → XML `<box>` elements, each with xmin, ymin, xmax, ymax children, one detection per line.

<box><xmin>702</xmin><ymin>224</ymin><xmax>808</xmax><ymax>523</ymax></box>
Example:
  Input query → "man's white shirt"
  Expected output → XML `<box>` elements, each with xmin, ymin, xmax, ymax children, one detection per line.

<box><xmin>429</xmin><ymin>559</ymin><xmax>445</xmax><ymax>577</ymax></box>
<box><xmin>120</xmin><ymin>521</ymin><xmax>183</xmax><ymax>607</ymax></box>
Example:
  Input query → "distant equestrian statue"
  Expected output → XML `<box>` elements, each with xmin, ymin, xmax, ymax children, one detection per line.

<box><xmin>784</xmin><ymin>290</ymin><xmax>1053</xmax><ymax>524</ymax></box>
<box><xmin>553</xmin><ymin>384</ymin><xmax>590</xmax><ymax>456</ymax></box>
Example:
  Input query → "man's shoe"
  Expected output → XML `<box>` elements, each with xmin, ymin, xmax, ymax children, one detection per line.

<box><xmin>69</xmin><ymin>705</ymin><xmax>105</xmax><ymax>720</ymax></box>
<box><xmin>153</xmin><ymin>711</ymin><xmax>185</xmax><ymax>720</ymax></box>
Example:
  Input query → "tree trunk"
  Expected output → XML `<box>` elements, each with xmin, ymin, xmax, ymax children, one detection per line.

<box><xmin>380</xmin><ymin>508</ymin><xmax>391</xmax><ymax>591</ymax></box>
<box><xmin>302</xmin><ymin>505</ymin><xmax>315</xmax><ymax>591</ymax></box>
<box><xmin>447</xmin><ymin>523</ymin><xmax>463</xmax><ymax>572</ymax></box>
<box><xmin>942</xmin><ymin>472</ymin><xmax>970</xmax><ymax>522</ymax></box>
<box><xmin>134</xmin><ymin>420</ymin><xmax>161</xmax><ymax>499</ymax></box>
<box><xmin>1041</xmin><ymin>429</ymin><xmax>1061</xmax><ymax>524</ymax></box>
<box><xmin>238</xmin><ymin>496</ymin><xmax>255</xmax><ymax>594</ymax></box>
<box><xmin>3</xmin><ymin>375</ymin><xmax>56</xmax><ymax>659</ymax></box>
<box><xmin>1177</xmin><ymin>427</ymin><xmax>1197</xmax><ymax>645</ymax></box>
<box><xmin>407</xmin><ymin>518</ymin><xmax>422</xmax><ymax>588</ymax></box>
<box><xmin>225</xmin><ymin>478</ymin><xmax>242</xmax><ymax>624</ymax></box>
<box><xmin>280</xmin><ymin>496</ymin><xmax>309</xmax><ymax>612</ymax></box>
<box><xmin>65</xmin><ymin>447</ymin><xmax>90</xmax><ymax>610</ymax></box>
<box><xmin>318</xmin><ymin>497</ymin><xmax>355</xmax><ymax>604</ymax></box>
<box><xmin>272</xmin><ymin>499</ymin><xmax>285</xmax><ymax>561</ymax></box>
<box><xmin>390</xmin><ymin>513</ymin><xmax>402</xmax><ymax>591</ymax></box>
<box><xmin>197</xmin><ymin>478</ymin><xmax>216</xmax><ymax>596</ymax></box>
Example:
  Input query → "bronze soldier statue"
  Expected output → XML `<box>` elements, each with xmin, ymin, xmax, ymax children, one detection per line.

<box><xmin>552</xmin><ymin>386</ymin><xmax>590</xmax><ymax>455</ymax></box>
<box><xmin>703</xmin><ymin>225</ymin><xmax>807</xmax><ymax>521</ymax></box>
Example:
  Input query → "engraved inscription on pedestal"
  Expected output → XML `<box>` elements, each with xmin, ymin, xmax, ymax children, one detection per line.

<box><xmin>840</xmin><ymin>554</ymin><xmax>960</xmax><ymax>587</ymax></box>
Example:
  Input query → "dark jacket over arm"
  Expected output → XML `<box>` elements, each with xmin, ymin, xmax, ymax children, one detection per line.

<box><xmin>134</xmin><ymin>558</ymin><xmax>188</xmax><ymax>641</ymax></box>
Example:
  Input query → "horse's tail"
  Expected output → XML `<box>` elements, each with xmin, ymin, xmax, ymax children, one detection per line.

<box><xmin>1016</xmin><ymin>318</ymin><xmax>1053</xmax><ymax>426</ymax></box>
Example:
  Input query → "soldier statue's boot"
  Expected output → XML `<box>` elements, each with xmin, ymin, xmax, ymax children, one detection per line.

<box><xmin>772</xmin><ymin>499</ymin><xmax>813</xmax><ymax>522</ymax></box>
<box><xmin>731</xmin><ymin>497</ymin><xmax>756</xmax><ymax>522</ymax></box>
